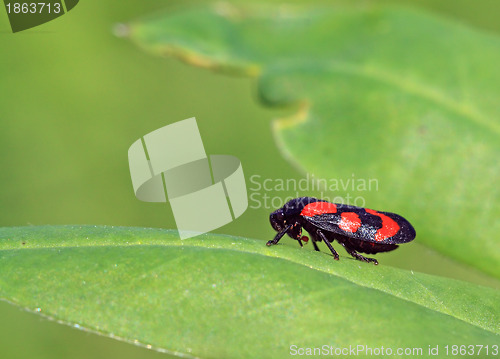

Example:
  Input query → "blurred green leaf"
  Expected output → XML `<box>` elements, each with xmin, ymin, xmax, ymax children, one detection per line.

<box><xmin>127</xmin><ymin>4</ymin><xmax>500</xmax><ymax>279</ymax></box>
<box><xmin>0</xmin><ymin>226</ymin><xmax>498</xmax><ymax>358</ymax></box>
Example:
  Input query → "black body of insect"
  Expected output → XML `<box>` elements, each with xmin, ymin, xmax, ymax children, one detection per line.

<box><xmin>267</xmin><ymin>197</ymin><xmax>416</xmax><ymax>265</ymax></box>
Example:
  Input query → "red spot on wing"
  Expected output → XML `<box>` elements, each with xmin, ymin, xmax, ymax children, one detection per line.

<box><xmin>300</xmin><ymin>235</ymin><xmax>309</xmax><ymax>242</ymax></box>
<box><xmin>365</xmin><ymin>208</ymin><xmax>400</xmax><ymax>241</ymax></box>
<box><xmin>338</xmin><ymin>212</ymin><xmax>362</xmax><ymax>233</ymax></box>
<box><xmin>300</xmin><ymin>202</ymin><xmax>337</xmax><ymax>217</ymax></box>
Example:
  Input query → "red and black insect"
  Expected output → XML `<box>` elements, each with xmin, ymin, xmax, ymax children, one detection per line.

<box><xmin>267</xmin><ymin>197</ymin><xmax>416</xmax><ymax>265</ymax></box>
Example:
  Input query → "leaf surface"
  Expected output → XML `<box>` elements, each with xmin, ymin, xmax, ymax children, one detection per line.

<box><xmin>0</xmin><ymin>226</ymin><xmax>498</xmax><ymax>358</ymax></box>
<box><xmin>127</xmin><ymin>4</ymin><xmax>500</xmax><ymax>279</ymax></box>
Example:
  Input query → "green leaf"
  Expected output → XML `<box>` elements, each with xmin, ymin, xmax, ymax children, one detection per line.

<box><xmin>126</xmin><ymin>4</ymin><xmax>500</xmax><ymax>279</ymax></box>
<box><xmin>0</xmin><ymin>226</ymin><xmax>498</xmax><ymax>358</ymax></box>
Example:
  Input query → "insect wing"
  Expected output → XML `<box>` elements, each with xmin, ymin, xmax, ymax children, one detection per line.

<box><xmin>303</xmin><ymin>207</ymin><xmax>415</xmax><ymax>244</ymax></box>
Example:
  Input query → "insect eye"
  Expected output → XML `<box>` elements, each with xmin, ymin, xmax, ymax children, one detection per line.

<box><xmin>270</xmin><ymin>210</ymin><xmax>286</xmax><ymax>231</ymax></box>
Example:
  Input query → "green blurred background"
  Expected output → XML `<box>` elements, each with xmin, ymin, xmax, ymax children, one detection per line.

<box><xmin>1</xmin><ymin>1</ymin><xmax>499</xmax><ymax>358</ymax></box>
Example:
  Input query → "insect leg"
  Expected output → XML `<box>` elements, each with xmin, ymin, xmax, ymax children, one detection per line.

<box><xmin>311</xmin><ymin>239</ymin><xmax>320</xmax><ymax>251</ymax></box>
<box><xmin>339</xmin><ymin>242</ymin><xmax>379</xmax><ymax>265</ymax></box>
<box><xmin>266</xmin><ymin>224</ymin><xmax>293</xmax><ymax>246</ymax></box>
<box><xmin>316</xmin><ymin>230</ymin><xmax>339</xmax><ymax>260</ymax></box>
